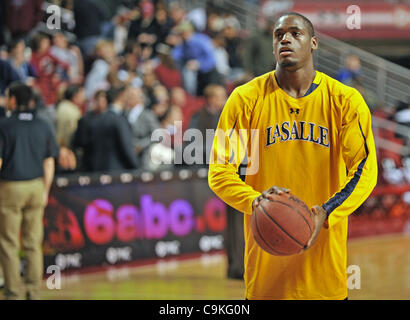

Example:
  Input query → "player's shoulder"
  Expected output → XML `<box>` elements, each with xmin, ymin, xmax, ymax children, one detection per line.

<box><xmin>320</xmin><ymin>72</ymin><xmax>361</xmax><ymax>99</ymax></box>
<box><xmin>231</xmin><ymin>71</ymin><xmax>273</xmax><ymax>103</ymax></box>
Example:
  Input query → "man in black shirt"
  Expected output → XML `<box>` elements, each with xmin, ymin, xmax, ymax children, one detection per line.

<box><xmin>0</xmin><ymin>82</ymin><xmax>58</xmax><ymax>300</ymax></box>
<box><xmin>73</xmin><ymin>89</ymin><xmax>138</xmax><ymax>172</ymax></box>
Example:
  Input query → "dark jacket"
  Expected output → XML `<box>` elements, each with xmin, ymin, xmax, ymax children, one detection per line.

<box><xmin>73</xmin><ymin>109</ymin><xmax>138</xmax><ymax>172</ymax></box>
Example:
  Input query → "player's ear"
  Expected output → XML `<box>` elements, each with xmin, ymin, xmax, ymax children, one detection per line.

<box><xmin>311</xmin><ymin>35</ymin><xmax>318</xmax><ymax>51</ymax></box>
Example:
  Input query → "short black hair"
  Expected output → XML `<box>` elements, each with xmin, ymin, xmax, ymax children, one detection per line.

<box><xmin>274</xmin><ymin>12</ymin><xmax>315</xmax><ymax>37</ymax></box>
<box><xmin>64</xmin><ymin>84</ymin><xmax>82</xmax><ymax>101</ymax></box>
<box><xmin>7</xmin><ymin>82</ymin><xmax>33</xmax><ymax>111</ymax></box>
<box><xmin>107</xmin><ymin>86</ymin><xmax>127</xmax><ymax>104</ymax></box>
<box><xmin>8</xmin><ymin>38</ymin><xmax>24</xmax><ymax>53</ymax></box>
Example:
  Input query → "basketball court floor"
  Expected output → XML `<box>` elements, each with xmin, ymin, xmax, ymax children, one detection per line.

<box><xmin>24</xmin><ymin>233</ymin><xmax>409</xmax><ymax>300</ymax></box>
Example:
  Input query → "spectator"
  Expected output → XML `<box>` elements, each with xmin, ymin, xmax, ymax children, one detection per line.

<box><xmin>84</xmin><ymin>40</ymin><xmax>117</xmax><ymax>100</ymax></box>
<box><xmin>50</xmin><ymin>32</ymin><xmax>84</xmax><ymax>84</ymax></box>
<box><xmin>155</xmin><ymin>6</ymin><xmax>174</xmax><ymax>44</ymax></box>
<box><xmin>171</xmin><ymin>20</ymin><xmax>219</xmax><ymax>96</ymax></box>
<box><xmin>242</xmin><ymin>18</ymin><xmax>276</xmax><ymax>77</ymax></box>
<box><xmin>187</xmin><ymin>83</ymin><xmax>243</xmax><ymax>279</ymax></box>
<box><xmin>0</xmin><ymin>58</ymin><xmax>20</xmax><ymax>95</ymax></box>
<box><xmin>73</xmin><ymin>0</ymin><xmax>105</xmax><ymax>56</ymax></box>
<box><xmin>222</xmin><ymin>16</ymin><xmax>245</xmax><ymax>82</ymax></box>
<box><xmin>154</xmin><ymin>43</ymin><xmax>182</xmax><ymax>90</ymax></box>
<box><xmin>168</xmin><ymin>1</ymin><xmax>187</xmax><ymax>27</ymax></box>
<box><xmin>151</xmin><ymin>84</ymin><xmax>170</xmax><ymax>106</ymax></box>
<box><xmin>211</xmin><ymin>34</ymin><xmax>231</xmax><ymax>81</ymax></box>
<box><xmin>170</xmin><ymin>86</ymin><xmax>205</xmax><ymax>133</ymax></box>
<box><xmin>336</xmin><ymin>54</ymin><xmax>362</xmax><ymax>84</ymax></box>
<box><xmin>8</xmin><ymin>39</ymin><xmax>37</xmax><ymax>85</ymax></box>
<box><xmin>107</xmin><ymin>85</ymin><xmax>128</xmax><ymax>116</ymax></box>
<box><xmin>73</xmin><ymin>89</ymin><xmax>138</xmax><ymax>172</ymax></box>
<box><xmin>187</xmin><ymin>84</ymin><xmax>227</xmax><ymax>165</ymax></box>
<box><xmin>56</xmin><ymin>84</ymin><xmax>85</xmax><ymax>149</ymax></box>
<box><xmin>117</xmin><ymin>41</ymin><xmax>143</xmax><ymax>88</ymax></box>
<box><xmin>128</xmin><ymin>0</ymin><xmax>162</xmax><ymax>50</ymax></box>
<box><xmin>124</xmin><ymin>86</ymin><xmax>160</xmax><ymax>167</ymax></box>
<box><xmin>4</xmin><ymin>0</ymin><xmax>44</xmax><ymax>40</ymax></box>
<box><xmin>30</xmin><ymin>33</ymin><xmax>70</xmax><ymax>107</ymax></box>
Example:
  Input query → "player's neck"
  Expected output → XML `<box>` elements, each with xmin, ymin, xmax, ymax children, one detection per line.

<box><xmin>275</xmin><ymin>64</ymin><xmax>316</xmax><ymax>99</ymax></box>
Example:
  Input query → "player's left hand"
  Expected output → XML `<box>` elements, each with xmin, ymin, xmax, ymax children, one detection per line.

<box><xmin>300</xmin><ymin>205</ymin><xmax>328</xmax><ymax>253</ymax></box>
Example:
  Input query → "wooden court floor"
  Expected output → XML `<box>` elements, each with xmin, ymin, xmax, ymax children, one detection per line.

<box><xmin>3</xmin><ymin>233</ymin><xmax>410</xmax><ymax>300</ymax></box>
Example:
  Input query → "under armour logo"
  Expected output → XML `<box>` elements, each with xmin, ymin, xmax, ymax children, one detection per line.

<box><xmin>290</xmin><ymin>108</ymin><xmax>299</xmax><ymax>115</ymax></box>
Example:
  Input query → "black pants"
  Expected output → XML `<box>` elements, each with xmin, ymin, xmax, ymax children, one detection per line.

<box><xmin>225</xmin><ymin>205</ymin><xmax>244</xmax><ymax>279</ymax></box>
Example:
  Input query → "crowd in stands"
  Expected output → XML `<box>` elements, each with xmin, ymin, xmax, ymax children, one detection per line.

<box><xmin>0</xmin><ymin>0</ymin><xmax>273</xmax><ymax>174</ymax></box>
<box><xmin>0</xmin><ymin>0</ymin><xmax>408</xmax><ymax>177</ymax></box>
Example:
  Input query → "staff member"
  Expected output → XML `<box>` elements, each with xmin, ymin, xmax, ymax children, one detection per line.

<box><xmin>0</xmin><ymin>82</ymin><xmax>58</xmax><ymax>300</ymax></box>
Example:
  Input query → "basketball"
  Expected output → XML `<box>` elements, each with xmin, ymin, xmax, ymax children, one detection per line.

<box><xmin>251</xmin><ymin>193</ymin><xmax>314</xmax><ymax>256</ymax></box>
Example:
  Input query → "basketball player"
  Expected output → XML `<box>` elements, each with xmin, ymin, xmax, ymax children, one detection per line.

<box><xmin>208</xmin><ymin>12</ymin><xmax>378</xmax><ymax>299</ymax></box>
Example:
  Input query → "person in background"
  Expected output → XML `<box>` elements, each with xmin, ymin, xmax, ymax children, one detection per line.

<box><xmin>0</xmin><ymin>82</ymin><xmax>58</xmax><ymax>299</ymax></box>
<box><xmin>0</xmin><ymin>58</ymin><xmax>20</xmax><ymax>96</ymax></box>
<box><xmin>242</xmin><ymin>17</ymin><xmax>276</xmax><ymax>78</ymax></box>
<box><xmin>222</xmin><ymin>16</ymin><xmax>245</xmax><ymax>84</ymax></box>
<box><xmin>84</xmin><ymin>40</ymin><xmax>117</xmax><ymax>100</ymax></box>
<box><xmin>187</xmin><ymin>84</ymin><xmax>244</xmax><ymax>278</ymax></box>
<box><xmin>30</xmin><ymin>33</ymin><xmax>70</xmax><ymax>107</ymax></box>
<box><xmin>50</xmin><ymin>32</ymin><xmax>84</xmax><ymax>84</ymax></box>
<box><xmin>56</xmin><ymin>84</ymin><xmax>85</xmax><ymax>149</ymax></box>
<box><xmin>188</xmin><ymin>84</ymin><xmax>226</xmax><ymax>166</ymax></box>
<box><xmin>107</xmin><ymin>85</ymin><xmax>128</xmax><ymax>117</ymax></box>
<box><xmin>4</xmin><ymin>0</ymin><xmax>44</xmax><ymax>41</ymax></box>
<box><xmin>128</xmin><ymin>0</ymin><xmax>162</xmax><ymax>51</ymax></box>
<box><xmin>124</xmin><ymin>86</ymin><xmax>160</xmax><ymax>167</ymax></box>
<box><xmin>171</xmin><ymin>20</ymin><xmax>218</xmax><ymax>96</ymax></box>
<box><xmin>211</xmin><ymin>34</ymin><xmax>231</xmax><ymax>83</ymax></box>
<box><xmin>168</xmin><ymin>1</ymin><xmax>187</xmax><ymax>28</ymax></box>
<box><xmin>73</xmin><ymin>89</ymin><xmax>138</xmax><ymax>172</ymax></box>
<box><xmin>169</xmin><ymin>86</ymin><xmax>205</xmax><ymax>134</ymax></box>
<box><xmin>8</xmin><ymin>39</ymin><xmax>37</xmax><ymax>85</ymax></box>
<box><xmin>154</xmin><ymin>43</ymin><xmax>182</xmax><ymax>90</ymax></box>
<box><xmin>73</xmin><ymin>0</ymin><xmax>105</xmax><ymax>57</ymax></box>
<box><xmin>336</xmin><ymin>54</ymin><xmax>362</xmax><ymax>85</ymax></box>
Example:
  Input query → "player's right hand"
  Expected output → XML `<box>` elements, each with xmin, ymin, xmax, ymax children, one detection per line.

<box><xmin>252</xmin><ymin>186</ymin><xmax>291</xmax><ymax>210</ymax></box>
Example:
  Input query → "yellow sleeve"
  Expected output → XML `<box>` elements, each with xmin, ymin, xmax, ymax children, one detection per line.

<box><xmin>208</xmin><ymin>87</ymin><xmax>261</xmax><ymax>215</ymax></box>
<box><xmin>323</xmin><ymin>89</ymin><xmax>378</xmax><ymax>228</ymax></box>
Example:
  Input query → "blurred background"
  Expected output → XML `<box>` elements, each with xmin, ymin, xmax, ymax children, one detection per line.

<box><xmin>0</xmin><ymin>0</ymin><xmax>409</xmax><ymax>300</ymax></box>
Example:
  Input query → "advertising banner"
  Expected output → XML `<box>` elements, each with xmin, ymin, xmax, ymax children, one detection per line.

<box><xmin>43</xmin><ymin>168</ymin><xmax>226</xmax><ymax>272</ymax></box>
<box><xmin>43</xmin><ymin>168</ymin><xmax>410</xmax><ymax>272</ymax></box>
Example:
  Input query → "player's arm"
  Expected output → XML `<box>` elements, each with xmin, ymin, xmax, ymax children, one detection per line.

<box><xmin>208</xmin><ymin>88</ymin><xmax>261</xmax><ymax>215</ymax></box>
<box><xmin>322</xmin><ymin>89</ymin><xmax>378</xmax><ymax>228</ymax></box>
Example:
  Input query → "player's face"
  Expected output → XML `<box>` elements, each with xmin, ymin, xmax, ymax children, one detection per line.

<box><xmin>273</xmin><ymin>16</ymin><xmax>317</xmax><ymax>70</ymax></box>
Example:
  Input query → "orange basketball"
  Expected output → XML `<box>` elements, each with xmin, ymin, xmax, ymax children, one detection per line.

<box><xmin>250</xmin><ymin>193</ymin><xmax>314</xmax><ymax>256</ymax></box>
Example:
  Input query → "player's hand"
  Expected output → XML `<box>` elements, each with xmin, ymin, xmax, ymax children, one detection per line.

<box><xmin>252</xmin><ymin>186</ymin><xmax>290</xmax><ymax>210</ymax></box>
<box><xmin>300</xmin><ymin>205</ymin><xmax>328</xmax><ymax>253</ymax></box>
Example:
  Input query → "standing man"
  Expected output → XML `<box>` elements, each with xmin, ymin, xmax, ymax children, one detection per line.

<box><xmin>189</xmin><ymin>84</ymin><xmax>245</xmax><ymax>280</ymax></box>
<box><xmin>171</xmin><ymin>21</ymin><xmax>218</xmax><ymax>96</ymax></box>
<box><xmin>72</xmin><ymin>89</ymin><xmax>138</xmax><ymax>173</ymax></box>
<box><xmin>208</xmin><ymin>12</ymin><xmax>378</xmax><ymax>299</ymax></box>
<box><xmin>0</xmin><ymin>82</ymin><xmax>58</xmax><ymax>300</ymax></box>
